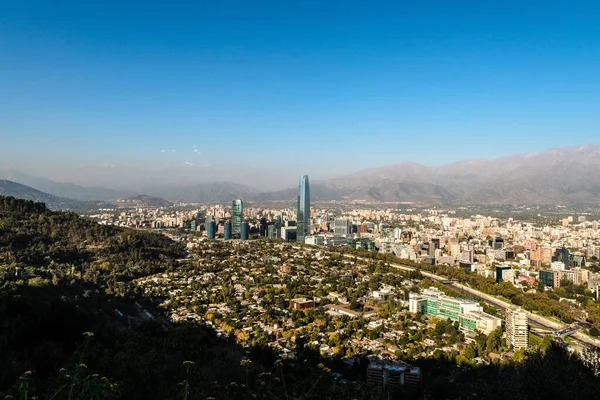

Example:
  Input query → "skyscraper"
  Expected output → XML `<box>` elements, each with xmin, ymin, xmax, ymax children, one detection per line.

<box><xmin>224</xmin><ymin>220</ymin><xmax>232</xmax><ymax>240</ymax></box>
<box><xmin>296</xmin><ymin>175</ymin><xmax>310</xmax><ymax>243</ymax></box>
<box><xmin>259</xmin><ymin>217</ymin><xmax>268</xmax><ymax>237</ymax></box>
<box><xmin>232</xmin><ymin>199</ymin><xmax>244</xmax><ymax>235</ymax></box>
<box><xmin>207</xmin><ymin>221</ymin><xmax>216</xmax><ymax>239</ymax></box>
<box><xmin>241</xmin><ymin>221</ymin><xmax>249</xmax><ymax>241</ymax></box>
<box><xmin>334</xmin><ymin>218</ymin><xmax>350</xmax><ymax>236</ymax></box>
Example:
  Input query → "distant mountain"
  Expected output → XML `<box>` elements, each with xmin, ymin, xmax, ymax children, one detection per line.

<box><xmin>5</xmin><ymin>144</ymin><xmax>600</xmax><ymax>205</ymax></box>
<box><xmin>0</xmin><ymin>180</ymin><xmax>107</xmax><ymax>211</ymax></box>
<box><xmin>255</xmin><ymin>144</ymin><xmax>600</xmax><ymax>205</ymax></box>
<box><xmin>0</xmin><ymin>169</ymin><xmax>133</xmax><ymax>201</ymax></box>
<box><xmin>115</xmin><ymin>195</ymin><xmax>173</xmax><ymax>208</ymax></box>
<box><xmin>150</xmin><ymin>181</ymin><xmax>257</xmax><ymax>203</ymax></box>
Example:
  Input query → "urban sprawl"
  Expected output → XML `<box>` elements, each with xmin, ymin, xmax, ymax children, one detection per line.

<box><xmin>89</xmin><ymin>175</ymin><xmax>600</xmax><ymax>392</ymax></box>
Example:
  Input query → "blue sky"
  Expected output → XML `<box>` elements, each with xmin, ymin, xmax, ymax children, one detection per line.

<box><xmin>1</xmin><ymin>1</ymin><xmax>599</xmax><ymax>188</ymax></box>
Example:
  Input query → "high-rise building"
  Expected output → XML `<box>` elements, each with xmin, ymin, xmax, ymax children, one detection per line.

<box><xmin>240</xmin><ymin>221</ymin><xmax>249</xmax><ymax>240</ymax></box>
<box><xmin>232</xmin><ymin>199</ymin><xmax>244</xmax><ymax>235</ymax></box>
<box><xmin>259</xmin><ymin>217</ymin><xmax>268</xmax><ymax>237</ymax></box>
<box><xmin>506</xmin><ymin>307</ymin><xmax>529</xmax><ymax>349</ymax></box>
<box><xmin>496</xmin><ymin>265</ymin><xmax>514</xmax><ymax>283</ymax></box>
<box><xmin>539</xmin><ymin>270</ymin><xmax>559</xmax><ymax>288</ymax></box>
<box><xmin>334</xmin><ymin>218</ymin><xmax>350</xmax><ymax>236</ymax></box>
<box><xmin>207</xmin><ymin>221</ymin><xmax>216</xmax><ymax>239</ymax></box>
<box><xmin>224</xmin><ymin>220</ymin><xmax>232</xmax><ymax>240</ymax></box>
<box><xmin>296</xmin><ymin>175</ymin><xmax>310</xmax><ymax>243</ymax></box>
<box><xmin>553</xmin><ymin>247</ymin><xmax>570</xmax><ymax>267</ymax></box>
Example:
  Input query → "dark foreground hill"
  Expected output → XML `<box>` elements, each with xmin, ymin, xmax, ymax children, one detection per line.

<box><xmin>1</xmin><ymin>196</ymin><xmax>600</xmax><ymax>399</ymax></box>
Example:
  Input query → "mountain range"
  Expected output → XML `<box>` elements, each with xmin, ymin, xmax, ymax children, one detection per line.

<box><xmin>2</xmin><ymin>144</ymin><xmax>600</xmax><ymax>206</ymax></box>
<box><xmin>256</xmin><ymin>144</ymin><xmax>600</xmax><ymax>205</ymax></box>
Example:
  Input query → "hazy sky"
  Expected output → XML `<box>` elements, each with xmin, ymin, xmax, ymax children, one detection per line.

<box><xmin>1</xmin><ymin>1</ymin><xmax>599</xmax><ymax>189</ymax></box>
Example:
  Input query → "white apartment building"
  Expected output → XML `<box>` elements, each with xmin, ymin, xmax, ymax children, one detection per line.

<box><xmin>506</xmin><ymin>307</ymin><xmax>529</xmax><ymax>350</ymax></box>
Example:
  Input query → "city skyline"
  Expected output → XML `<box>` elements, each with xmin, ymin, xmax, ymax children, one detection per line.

<box><xmin>3</xmin><ymin>1</ymin><xmax>600</xmax><ymax>397</ymax></box>
<box><xmin>2</xmin><ymin>1</ymin><xmax>600</xmax><ymax>188</ymax></box>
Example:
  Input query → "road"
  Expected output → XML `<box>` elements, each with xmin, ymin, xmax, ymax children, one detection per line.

<box><xmin>341</xmin><ymin>253</ymin><xmax>600</xmax><ymax>349</ymax></box>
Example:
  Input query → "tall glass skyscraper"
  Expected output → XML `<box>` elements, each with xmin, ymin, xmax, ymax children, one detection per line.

<box><xmin>224</xmin><ymin>220</ymin><xmax>232</xmax><ymax>240</ymax></box>
<box><xmin>296</xmin><ymin>175</ymin><xmax>310</xmax><ymax>243</ymax></box>
<box><xmin>232</xmin><ymin>199</ymin><xmax>244</xmax><ymax>235</ymax></box>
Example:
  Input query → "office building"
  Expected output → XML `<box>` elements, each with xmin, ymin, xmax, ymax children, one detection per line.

<box><xmin>496</xmin><ymin>265</ymin><xmax>514</xmax><ymax>283</ymax></box>
<box><xmin>334</xmin><ymin>218</ymin><xmax>350</xmax><ymax>236</ymax></box>
<box><xmin>267</xmin><ymin>223</ymin><xmax>280</xmax><ymax>239</ymax></box>
<box><xmin>506</xmin><ymin>307</ymin><xmax>529</xmax><ymax>349</ymax></box>
<box><xmin>296</xmin><ymin>175</ymin><xmax>310</xmax><ymax>243</ymax></box>
<box><xmin>259</xmin><ymin>217</ymin><xmax>268</xmax><ymax>237</ymax></box>
<box><xmin>491</xmin><ymin>235</ymin><xmax>504</xmax><ymax>250</ymax></box>
<box><xmin>305</xmin><ymin>235</ymin><xmax>325</xmax><ymax>246</ymax></box>
<box><xmin>240</xmin><ymin>221</ymin><xmax>249</xmax><ymax>240</ymax></box>
<box><xmin>224</xmin><ymin>220</ymin><xmax>232</xmax><ymax>240</ymax></box>
<box><xmin>409</xmin><ymin>287</ymin><xmax>500</xmax><ymax>334</ymax></box>
<box><xmin>539</xmin><ymin>270</ymin><xmax>559</xmax><ymax>288</ymax></box>
<box><xmin>496</xmin><ymin>265</ymin><xmax>515</xmax><ymax>283</ymax></box>
<box><xmin>207</xmin><ymin>221</ymin><xmax>216</xmax><ymax>239</ymax></box>
<box><xmin>553</xmin><ymin>247</ymin><xmax>570</xmax><ymax>267</ymax></box>
<box><xmin>232</xmin><ymin>199</ymin><xmax>244</xmax><ymax>235</ymax></box>
<box><xmin>459</xmin><ymin>311</ymin><xmax>501</xmax><ymax>335</ymax></box>
<box><xmin>281</xmin><ymin>226</ymin><xmax>297</xmax><ymax>242</ymax></box>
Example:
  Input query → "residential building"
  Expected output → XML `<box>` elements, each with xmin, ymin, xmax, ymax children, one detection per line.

<box><xmin>506</xmin><ymin>307</ymin><xmax>529</xmax><ymax>349</ymax></box>
<box><xmin>550</xmin><ymin>261</ymin><xmax>566</xmax><ymax>271</ymax></box>
<box><xmin>366</xmin><ymin>360</ymin><xmax>422</xmax><ymax>391</ymax></box>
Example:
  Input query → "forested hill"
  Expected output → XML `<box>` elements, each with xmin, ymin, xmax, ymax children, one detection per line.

<box><xmin>0</xmin><ymin>196</ymin><xmax>183</xmax><ymax>285</ymax></box>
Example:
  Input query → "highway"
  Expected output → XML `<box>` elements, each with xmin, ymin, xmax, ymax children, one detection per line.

<box><xmin>341</xmin><ymin>253</ymin><xmax>600</xmax><ymax>349</ymax></box>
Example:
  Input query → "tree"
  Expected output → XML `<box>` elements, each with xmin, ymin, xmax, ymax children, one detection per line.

<box><xmin>486</xmin><ymin>327</ymin><xmax>503</xmax><ymax>353</ymax></box>
<box><xmin>464</xmin><ymin>345</ymin><xmax>477</xmax><ymax>360</ymax></box>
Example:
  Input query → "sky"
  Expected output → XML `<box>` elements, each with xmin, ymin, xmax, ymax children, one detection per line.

<box><xmin>1</xmin><ymin>0</ymin><xmax>599</xmax><ymax>190</ymax></box>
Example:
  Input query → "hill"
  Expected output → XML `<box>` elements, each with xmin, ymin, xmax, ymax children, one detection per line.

<box><xmin>115</xmin><ymin>195</ymin><xmax>173</xmax><ymax>208</ymax></box>
<box><xmin>0</xmin><ymin>180</ymin><xmax>108</xmax><ymax>211</ymax></box>
<box><xmin>0</xmin><ymin>168</ymin><xmax>133</xmax><ymax>201</ymax></box>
